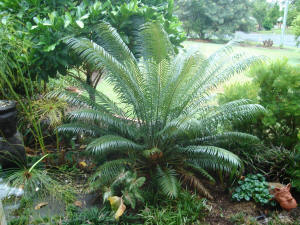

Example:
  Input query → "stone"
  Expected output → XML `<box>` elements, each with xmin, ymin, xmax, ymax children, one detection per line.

<box><xmin>0</xmin><ymin>132</ymin><xmax>26</xmax><ymax>169</ymax></box>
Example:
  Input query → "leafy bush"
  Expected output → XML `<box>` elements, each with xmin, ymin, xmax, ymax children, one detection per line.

<box><xmin>218</xmin><ymin>82</ymin><xmax>259</xmax><ymax>105</ymax></box>
<box><xmin>140</xmin><ymin>191</ymin><xmax>208</xmax><ymax>225</ymax></box>
<box><xmin>232</xmin><ymin>174</ymin><xmax>275</xmax><ymax>206</ymax></box>
<box><xmin>219</xmin><ymin>60</ymin><xmax>300</xmax><ymax>150</ymax></box>
<box><xmin>0</xmin><ymin>0</ymin><xmax>185</xmax><ymax>82</ymax></box>
<box><xmin>57</xmin><ymin>22</ymin><xmax>263</xmax><ymax>198</ymax></box>
<box><xmin>263</xmin><ymin>18</ymin><xmax>273</xmax><ymax>30</ymax></box>
<box><xmin>250</xmin><ymin>60</ymin><xmax>300</xmax><ymax>149</ymax></box>
<box><xmin>292</xmin><ymin>14</ymin><xmax>300</xmax><ymax>46</ymax></box>
<box><xmin>239</xmin><ymin>146</ymin><xmax>295</xmax><ymax>183</ymax></box>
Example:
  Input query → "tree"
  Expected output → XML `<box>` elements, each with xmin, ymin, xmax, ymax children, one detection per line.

<box><xmin>176</xmin><ymin>0</ymin><xmax>254</xmax><ymax>39</ymax></box>
<box><xmin>292</xmin><ymin>14</ymin><xmax>300</xmax><ymax>45</ymax></box>
<box><xmin>57</xmin><ymin>22</ymin><xmax>264</xmax><ymax>198</ymax></box>
<box><xmin>268</xmin><ymin>3</ymin><xmax>281</xmax><ymax>26</ymax></box>
<box><xmin>252</xmin><ymin>0</ymin><xmax>269</xmax><ymax>30</ymax></box>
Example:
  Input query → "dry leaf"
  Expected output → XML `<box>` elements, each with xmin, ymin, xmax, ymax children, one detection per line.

<box><xmin>74</xmin><ymin>200</ymin><xmax>83</xmax><ymax>208</ymax></box>
<box><xmin>79</xmin><ymin>161</ymin><xmax>87</xmax><ymax>168</ymax></box>
<box><xmin>34</xmin><ymin>202</ymin><xmax>48</xmax><ymax>210</ymax></box>
<box><xmin>79</xmin><ymin>145</ymin><xmax>87</xmax><ymax>149</ymax></box>
<box><xmin>108</xmin><ymin>196</ymin><xmax>126</xmax><ymax>221</ymax></box>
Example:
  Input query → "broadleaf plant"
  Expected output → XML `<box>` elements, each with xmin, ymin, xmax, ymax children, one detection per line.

<box><xmin>57</xmin><ymin>22</ymin><xmax>264</xmax><ymax>198</ymax></box>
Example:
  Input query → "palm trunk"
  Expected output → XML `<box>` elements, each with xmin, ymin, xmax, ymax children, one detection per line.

<box><xmin>86</xmin><ymin>66</ymin><xmax>96</xmax><ymax>102</ymax></box>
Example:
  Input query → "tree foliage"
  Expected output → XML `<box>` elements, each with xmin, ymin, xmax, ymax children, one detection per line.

<box><xmin>252</xmin><ymin>0</ymin><xmax>281</xmax><ymax>31</ymax></box>
<box><xmin>56</xmin><ymin>22</ymin><xmax>264</xmax><ymax>198</ymax></box>
<box><xmin>176</xmin><ymin>0</ymin><xmax>254</xmax><ymax>39</ymax></box>
<box><xmin>0</xmin><ymin>0</ymin><xmax>185</xmax><ymax>82</ymax></box>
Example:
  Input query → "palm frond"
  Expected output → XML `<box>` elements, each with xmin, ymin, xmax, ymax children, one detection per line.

<box><xmin>89</xmin><ymin>159</ymin><xmax>130</xmax><ymax>191</ymax></box>
<box><xmin>184</xmin><ymin>146</ymin><xmax>241</xmax><ymax>168</ymax></box>
<box><xmin>57</xmin><ymin>122</ymin><xmax>102</xmax><ymax>136</ymax></box>
<box><xmin>136</xmin><ymin>22</ymin><xmax>174</xmax><ymax>63</ymax></box>
<box><xmin>191</xmin><ymin>132</ymin><xmax>260</xmax><ymax>146</ymax></box>
<box><xmin>156</xmin><ymin>166</ymin><xmax>179</xmax><ymax>198</ymax></box>
<box><xmin>92</xmin><ymin>22</ymin><xmax>137</xmax><ymax>64</ymax></box>
<box><xmin>86</xmin><ymin>135</ymin><xmax>144</xmax><ymax>155</ymax></box>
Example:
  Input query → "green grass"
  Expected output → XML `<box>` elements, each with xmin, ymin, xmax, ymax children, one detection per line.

<box><xmin>183</xmin><ymin>41</ymin><xmax>300</xmax><ymax>65</ymax></box>
<box><xmin>256</xmin><ymin>28</ymin><xmax>294</xmax><ymax>35</ymax></box>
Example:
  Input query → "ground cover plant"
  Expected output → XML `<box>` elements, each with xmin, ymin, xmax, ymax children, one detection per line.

<box><xmin>56</xmin><ymin>21</ymin><xmax>265</xmax><ymax>202</ymax></box>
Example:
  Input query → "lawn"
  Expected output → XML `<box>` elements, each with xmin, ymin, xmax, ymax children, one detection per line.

<box><xmin>183</xmin><ymin>41</ymin><xmax>300</xmax><ymax>65</ymax></box>
<box><xmin>256</xmin><ymin>28</ymin><xmax>295</xmax><ymax>35</ymax></box>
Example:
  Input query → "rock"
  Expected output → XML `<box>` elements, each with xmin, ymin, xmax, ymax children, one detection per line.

<box><xmin>0</xmin><ymin>101</ymin><xmax>17</xmax><ymax>138</ymax></box>
<box><xmin>0</xmin><ymin>132</ymin><xmax>26</xmax><ymax>169</ymax></box>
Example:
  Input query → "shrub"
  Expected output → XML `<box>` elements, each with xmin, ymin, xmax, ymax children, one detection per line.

<box><xmin>250</xmin><ymin>59</ymin><xmax>300</xmax><ymax>149</ymax></box>
<box><xmin>263</xmin><ymin>18</ymin><xmax>273</xmax><ymax>30</ymax></box>
<box><xmin>232</xmin><ymin>174</ymin><xmax>275</xmax><ymax>206</ymax></box>
<box><xmin>57</xmin><ymin>22</ymin><xmax>264</xmax><ymax>198</ymax></box>
<box><xmin>219</xmin><ymin>60</ymin><xmax>300</xmax><ymax>150</ymax></box>
<box><xmin>218</xmin><ymin>82</ymin><xmax>259</xmax><ymax>105</ymax></box>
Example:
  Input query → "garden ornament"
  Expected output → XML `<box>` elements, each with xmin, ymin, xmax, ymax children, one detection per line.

<box><xmin>270</xmin><ymin>183</ymin><xmax>297</xmax><ymax>211</ymax></box>
<box><xmin>0</xmin><ymin>100</ymin><xmax>26</xmax><ymax>169</ymax></box>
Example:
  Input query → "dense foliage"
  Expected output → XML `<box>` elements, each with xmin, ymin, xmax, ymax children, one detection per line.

<box><xmin>250</xmin><ymin>60</ymin><xmax>300</xmax><ymax>150</ymax></box>
<box><xmin>251</xmin><ymin>0</ymin><xmax>281</xmax><ymax>30</ymax></box>
<box><xmin>0</xmin><ymin>0</ymin><xmax>185</xmax><ymax>82</ymax></box>
<box><xmin>292</xmin><ymin>14</ymin><xmax>300</xmax><ymax>46</ymax></box>
<box><xmin>220</xmin><ymin>60</ymin><xmax>300</xmax><ymax>151</ymax></box>
<box><xmin>56</xmin><ymin>22</ymin><xmax>264</xmax><ymax>199</ymax></box>
<box><xmin>176</xmin><ymin>0</ymin><xmax>254</xmax><ymax>39</ymax></box>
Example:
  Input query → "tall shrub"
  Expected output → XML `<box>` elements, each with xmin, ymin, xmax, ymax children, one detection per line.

<box><xmin>250</xmin><ymin>60</ymin><xmax>300</xmax><ymax>149</ymax></box>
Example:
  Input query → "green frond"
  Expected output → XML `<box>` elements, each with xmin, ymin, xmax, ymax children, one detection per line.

<box><xmin>92</xmin><ymin>22</ymin><xmax>137</xmax><ymax>64</ymax></box>
<box><xmin>156</xmin><ymin>166</ymin><xmax>179</xmax><ymax>198</ymax></box>
<box><xmin>57</xmin><ymin>122</ymin><xmax>102</xmax><ymax>136</ymax></box>
<box><xmin>184</xmin><ymin>146</ymin><xmax>241</xmax><ymax>168</ymax></box>
<box><xmin>68</xmin><ymin>109</ymin><xmax>136</xmax><ymax>137</ymax></box>
<box><xmin>65</xmin><ymin>37</ymin><xmax>145</xmax><ymax>119</ymax></box>
<box><xmin>191</xmin><ymin>132</ymin><xmax>260</xmax><ymax>145</ymax></box>
<box><xmin>136</xmin><ymin>22</ymin><xmax>174</xmax><ymax>63</ymax></box>
<box><xmin>89</xmin><ymin>159</ymin><xmax>130</xmax><ymax>191</ymax></box>
<box><xmin>86</xmin><ymin>135</ymin><xmax>144</xmax><ymax>155</ymax></box>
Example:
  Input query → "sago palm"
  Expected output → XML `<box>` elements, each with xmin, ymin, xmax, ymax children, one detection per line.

<box><xmin>57</xmin><ymin>22</ymin><xmax>264</xmax><ymax>198</ymax></box>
